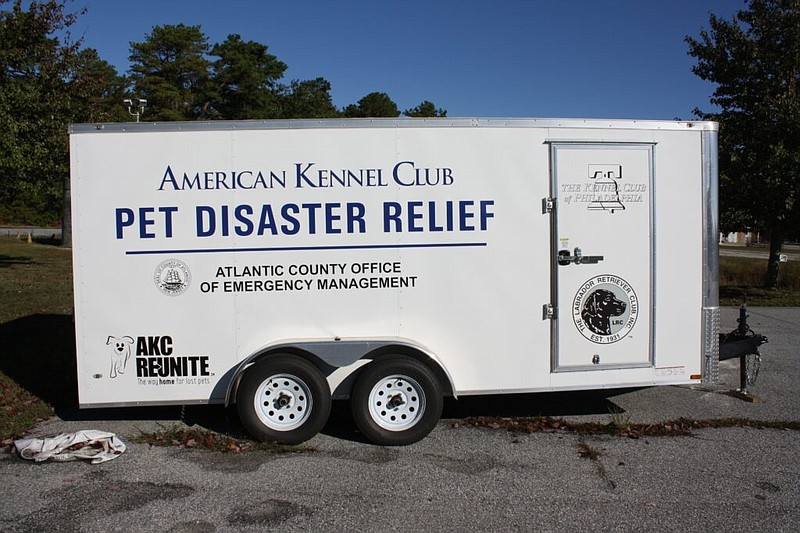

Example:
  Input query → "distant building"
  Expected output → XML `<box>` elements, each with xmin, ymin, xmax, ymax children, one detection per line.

<box><xmin>720</xmin><ymin>231</ymin><xmax>760</xmax><ymax>245</ymax></box>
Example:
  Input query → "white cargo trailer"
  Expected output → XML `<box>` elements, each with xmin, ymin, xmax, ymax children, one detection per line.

<box><xmin>69</xmin><ymin>118</ymin><xmax>719</xmax><ymax>445</ymax></box>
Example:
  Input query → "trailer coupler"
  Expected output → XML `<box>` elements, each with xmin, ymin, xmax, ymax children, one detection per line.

<box><xmin>719</xmin><ymin>304</ymin><xmax>768</xmax><ymax>401</ymax></box>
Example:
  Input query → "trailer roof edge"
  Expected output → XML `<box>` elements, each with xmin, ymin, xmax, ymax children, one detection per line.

<box><xmin>69</xmin><ymin>117</ymin><xmax>719</xmax><ymax>134</ymax></box>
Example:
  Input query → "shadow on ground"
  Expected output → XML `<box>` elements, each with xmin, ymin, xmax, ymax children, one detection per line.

<box><xmin>0</xmin><ymin>314</ymin><xmax>78</xmax><ymax>407</ymax></box>
<box><xmin>0</xmin><ymin>254</ymin><xmax>33</xmax><ymax>267</ymax></box>
<box><xmin>442</xmin><ymin>389</ymin><xmax>628</xmax><ymax>419</ymax></box>
<box><xmin>321</xmin><ymin>389</ymin><xmax>629</xmax><ymax>443</ymax></box>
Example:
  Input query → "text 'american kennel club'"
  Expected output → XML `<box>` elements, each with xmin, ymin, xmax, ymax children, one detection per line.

<box><xmin>70</xmin><ymin>117</ymin><xmax>719</xmax><ymax>445</ymax></box>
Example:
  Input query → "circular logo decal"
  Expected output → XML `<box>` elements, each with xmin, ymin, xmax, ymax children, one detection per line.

<box><xmin>572</xmin><ymin>274</ymin><xmax>638</xmax><ymax>344</ymax></box>
<box><xmin>154</xmin><ymin>259</ymin><xmax>191</xmax><ymax>296</ymax></box>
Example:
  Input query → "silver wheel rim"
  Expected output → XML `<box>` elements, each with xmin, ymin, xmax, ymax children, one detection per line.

<box><xmin>254</xmin><ymin>373</ymin><xmax>313</xmax><ymax>431</ymax></box>
<box><xmin>367</xmin><ymin>374</ymin><xmax>426</xmax><ymax>431</ymax></box>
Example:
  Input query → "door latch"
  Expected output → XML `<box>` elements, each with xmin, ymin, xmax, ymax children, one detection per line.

<box><xmin>558</xmin><ymin>247</ymin><xmax>604</xmax><ymax>266</ymax></box>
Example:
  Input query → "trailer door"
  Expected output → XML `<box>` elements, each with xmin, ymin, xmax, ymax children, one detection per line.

<box><xmin>549</xmin><ymin>143</ymin><xmax>654</xmax><ymax>371</ymax></box>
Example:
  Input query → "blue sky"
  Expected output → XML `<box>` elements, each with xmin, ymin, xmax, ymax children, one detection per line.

<box><xmin>69</xmin><ymin>0</ymin><xmax>744</xmax><ymax>119</ymax></box>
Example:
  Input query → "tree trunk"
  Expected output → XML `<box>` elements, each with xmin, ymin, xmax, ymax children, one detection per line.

<box><xmin>764</xmin><ymin>226</ymin><xmax>784</xmax><ymax>288</ymax></box>
<box><xmin>61</xmin><ymin>173</ymin><xmax>72</xmax><ymax>248</ymax></box>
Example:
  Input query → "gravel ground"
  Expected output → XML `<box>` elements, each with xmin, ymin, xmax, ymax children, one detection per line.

<box><xmin>2</xmin><ymin>307</ymin><xmax>798</xmax><ymax>532</ymax></box>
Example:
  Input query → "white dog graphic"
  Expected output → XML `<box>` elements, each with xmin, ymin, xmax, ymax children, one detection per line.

<box><xmin>106</xmin><ymin>336</ymin><xmax>133</xmax><ymax>378</ymax></box>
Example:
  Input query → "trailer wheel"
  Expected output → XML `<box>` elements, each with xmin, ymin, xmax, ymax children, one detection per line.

<box><xmin>351</xmin><ymin>356</ymin><xmax>443</xmax><ymax>445</ymax></box>
<box><xmin>236</xmin><ymin>355</ymin><xmax>331</xmax><ymax>445</ymax></box>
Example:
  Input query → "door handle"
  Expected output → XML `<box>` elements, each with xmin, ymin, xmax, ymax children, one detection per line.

<box><xmin>558</xmin><ymin>247</ymin><xmax>604</xmax><ymax>266</ymax></box>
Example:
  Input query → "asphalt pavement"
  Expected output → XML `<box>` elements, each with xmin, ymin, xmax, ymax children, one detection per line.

<box><xmin>2</xmin><ymin>307</ymin><xmax>798</xmax><ymax>532</ymax></box>
<box><xmin>0</xmin><ymin>227</ymin><xmax>62</xmax><ymax>239</ymax></box>
<box><xmin>720</xmin><ymin>243</ymin><xmax>800</xmax><ymax>261</ymax></box>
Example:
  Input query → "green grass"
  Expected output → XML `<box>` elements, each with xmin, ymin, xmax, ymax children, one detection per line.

<box><xmin>720</xmin><ymin>254</ymin><xmax>800</xmax><ymax>306</ymax></box>
<box><xmin>0</xmin><ymin>374</ymin><xmax>53</xmax><ymax>444</ymax></box>
<box><xmin>0</xmin><ymin>237</ymin><xmax>73</xmax><ymax>320</ymax></box>
<box><xmin>0</xmin><ymin>236</ymin><xmax>74</xmax><ymax>442</ymax></box>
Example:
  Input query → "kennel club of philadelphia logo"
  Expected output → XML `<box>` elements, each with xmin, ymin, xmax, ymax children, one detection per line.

<box><xmin>573</xmin><ymin>274</ymin><xmax>638</xmax><ymax>344</ymax></box>
<box><xmin>154</xmin><ymin>259</ymin><xmax>191</xmax><ymax>296</ymax></box>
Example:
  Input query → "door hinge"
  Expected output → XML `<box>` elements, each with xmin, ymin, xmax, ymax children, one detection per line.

<box><xmin>543</xmin><ymin>303</ymin><xmax>557</xmax><ymax>320</ymax></box>
<box><xmin>542</xmin><ymin>197</ymin><xmax>555</xmax><ymax>214</ymax></box>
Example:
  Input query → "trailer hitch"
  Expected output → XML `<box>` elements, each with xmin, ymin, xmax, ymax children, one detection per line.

<box><xmin>720</xmin><ymin>304</ymin><xmax>768</xmax><ymax>401</ymax></box>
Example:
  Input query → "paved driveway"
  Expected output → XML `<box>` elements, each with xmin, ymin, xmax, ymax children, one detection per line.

<box><xmin>2</xmin><ymin>307</ymin><xmax>798</xmax><ymax>532</ymax></box>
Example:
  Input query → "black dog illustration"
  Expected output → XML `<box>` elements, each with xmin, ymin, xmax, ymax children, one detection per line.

<box><xmin>581</xmin><ymin>289</ymin><xmax>626</xmax><ymax>335</ymax></box>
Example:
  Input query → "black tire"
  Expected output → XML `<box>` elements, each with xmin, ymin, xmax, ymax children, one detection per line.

<box><xmin>236</xmin><ymin>355</ymin><xmax>331</xmax><ymax>445</ymax></box>
<box><xmin>351</xmin><ymin>356</ymin><xmax>443</xmax><ymax>445</ymax></box>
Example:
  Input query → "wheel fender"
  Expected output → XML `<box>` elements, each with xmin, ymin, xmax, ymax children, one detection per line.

<box><xmin>357</xmin><ymin>342</ymin><xmax>456</xmax><ymax>399</ymax></box>
<box><xmin>225</xmin><ymin>338</ymin><xmax>457</xmax><ymax>405</ymax></box>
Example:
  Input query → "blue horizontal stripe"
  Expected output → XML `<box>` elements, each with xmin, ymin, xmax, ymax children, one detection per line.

<box><xmin>126</xmin><ymin>242</ymin><xmax>487</xmax><ymax>256</ymax></box>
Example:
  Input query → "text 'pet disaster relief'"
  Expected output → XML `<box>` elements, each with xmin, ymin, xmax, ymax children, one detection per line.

<box><xmin>69</xmin><ymin>118</ymin><xmax>719</xmax><ymax>445</ymax></box>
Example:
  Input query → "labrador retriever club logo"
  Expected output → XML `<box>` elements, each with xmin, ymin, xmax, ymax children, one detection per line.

<box><xmin>154</xmin><ymin>259</ymin><xmax>191</xmax><ymax>296</ymax></box>
<box><xmin>573</xmin><ymin>275</ymin><xmax>638</xmax><ymax>344</ymax></box>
